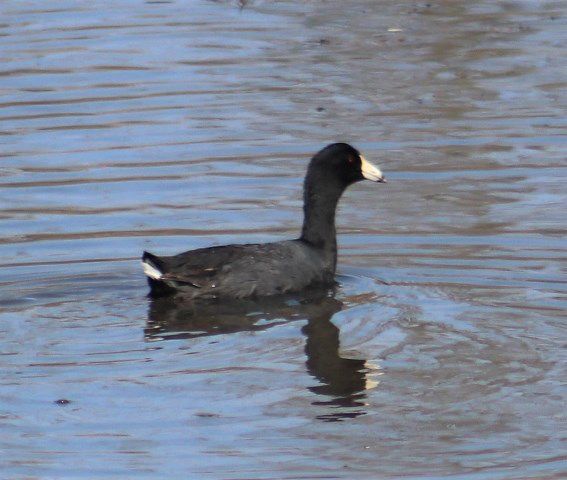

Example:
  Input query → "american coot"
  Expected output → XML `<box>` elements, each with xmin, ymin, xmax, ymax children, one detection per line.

<box><xmin>142</xmin><ymin>143</ymin><xmax>385</xmax><ymax>299</ymax></box>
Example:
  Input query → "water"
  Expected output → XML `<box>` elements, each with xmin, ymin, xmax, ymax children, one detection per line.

<box><xmin>1</xmin><ymin>0</ymin><xmax>566</xmax><ymax>478</ymax></box>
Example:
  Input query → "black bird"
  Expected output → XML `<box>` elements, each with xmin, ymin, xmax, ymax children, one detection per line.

<box><xmin>142</xmin><ymin>143</ymin><xmax>385</xmax><ymax>299</ymax></box>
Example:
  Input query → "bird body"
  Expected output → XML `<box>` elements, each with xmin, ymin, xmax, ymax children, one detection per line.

<box><xmin>142</xmin><ymin>143</ymin><xmax>385</xmax><ymax>299</ymax></box>
<box><xmin>143</xmin><ymin>239</ymin><xmax>334</xmax><ymax>300</ymax></box>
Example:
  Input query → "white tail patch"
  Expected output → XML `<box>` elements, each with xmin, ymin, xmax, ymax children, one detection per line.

<box><xmin>142</xmin><ymin>260</ymin><xmax>163</xmax><ymax>280</ymax></box>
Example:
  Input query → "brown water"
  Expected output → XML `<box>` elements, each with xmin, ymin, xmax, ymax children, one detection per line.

<box><xmin>1</xmin><ymin>1</ymin><xmax>566</xmax><ymax>478</ymax></box>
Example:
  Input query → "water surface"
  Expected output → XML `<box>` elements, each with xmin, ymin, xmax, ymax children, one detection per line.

<box><xmin>1</xmin><ymin>1</ymin><xmax>566</xmax><ymax>478</ymax></box>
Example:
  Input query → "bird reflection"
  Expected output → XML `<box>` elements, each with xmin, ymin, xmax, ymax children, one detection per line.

<box><xmin>303</xmin><ymin>311</ymin><xmax>372</xmax><ymax>421</ymax></box>
<box><xmin>145</xmin><ymin>290</ymin><xmax>377</xmax><ymax>421</ymax></box>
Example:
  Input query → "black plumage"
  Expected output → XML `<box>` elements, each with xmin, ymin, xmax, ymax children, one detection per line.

<box><xmin>142</xmin><ymin>143</ymin><xmax>385</xmax><ymax>299</ymax></box>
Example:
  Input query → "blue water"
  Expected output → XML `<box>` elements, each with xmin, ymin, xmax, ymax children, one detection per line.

<box><xmin>1</xmin><ymin>1</ymin><xmax>566</xmax><ymax>478</ymax></box>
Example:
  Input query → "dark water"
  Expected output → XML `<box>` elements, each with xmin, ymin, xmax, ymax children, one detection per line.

<box><xmin>1</xmin><ymin>1</ymin><xmax>566</xmax><ymax>478</ymax></box>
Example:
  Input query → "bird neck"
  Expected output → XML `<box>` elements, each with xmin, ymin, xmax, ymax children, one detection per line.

<box><xmin>300</xmin><ymin>177</ymin><xmax>344</xmax><ymax>261</ymax></box>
